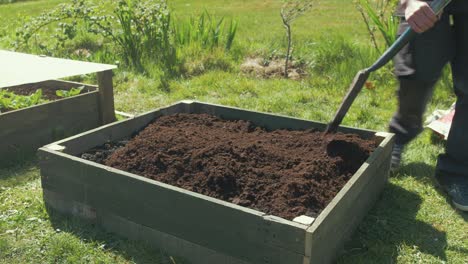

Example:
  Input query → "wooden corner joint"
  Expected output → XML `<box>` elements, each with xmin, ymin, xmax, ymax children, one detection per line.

<box><xmin>46</xmin><ymin>144</ymin><xmax>66</xmax><ymax>152</ymax></box>
<box><xmin>97</xmin><ymin>70</ymin><xmax>116</xmax><ymax>125</ymax></box>
<box><xmin>375</xmin><ymin>131</ymin><xmax>392</xmax><ymax>138</ymax></box>
<box><xmin>293</xmin><ymin>215</ymin><xmax>316</xmax><ymax>226</ymax></box>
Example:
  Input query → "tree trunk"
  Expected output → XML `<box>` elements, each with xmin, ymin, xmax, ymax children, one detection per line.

<box><xmin>285</xmin><ymin>23</ymin><xmax>292</xmax><ymax>78</ymax></box>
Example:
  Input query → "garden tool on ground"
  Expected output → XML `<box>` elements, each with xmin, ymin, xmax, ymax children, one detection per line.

<box><xmin>325</xmin><ymin>0</ymin><xmax>453</xmax><ymax>133</ymax></box>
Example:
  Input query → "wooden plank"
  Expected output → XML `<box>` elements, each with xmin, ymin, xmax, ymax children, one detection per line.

<box><xmin>97</xmin><ymin>70</ymin><xmax>116</xmax><ymax>125</ymax></box>
<box><xmin>0</xmin><ymin>91</ymin><xmax>100</xmax><ymax>166</ymax></box>
<box><xmin>99</xmin><ymin>212</ymin><xmax>249</xmax><ymax>264</ymax></box>
<box><xmin>43</xmin><ymin>189</ymin><xmax>248</xmax><ymax>264</ymax></box>
<box><xmin>43</xmin><ymin>189</ymin><xmax>97</xmax><ymax>221</ymax></box>
<box><xmin>39</xmin><ymin>148</ymin><xmax>307</xmax><ymax>264</ymax></box>
<box><xmin>306</xmin><ymin>161</ymin><xmax>390</xmax><ymax>264</ymax></box>
<box><xmin>3</xmin><ymin>79</ymin><xmax>97</xmax><ymax>91</ymax></box>
<box><xmin>305</xmin><ymin>133</ymin><xmax>393</xmax><ymax>264</ymax></box>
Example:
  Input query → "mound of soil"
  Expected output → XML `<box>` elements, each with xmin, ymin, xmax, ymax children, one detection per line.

<box><xmin>82</xmin><ymin>114</ymin><xmax>378</xmax><ymax>220</ymax></box>
<box><xmin>81</xmin><ymin>140</ymin><xmax>129</xmax><ymax>164</ymax></box>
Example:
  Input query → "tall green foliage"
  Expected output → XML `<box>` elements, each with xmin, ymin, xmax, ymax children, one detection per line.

<box><xmin>15</xmin><ymin>0</ymin><xmax>176</xmax><ymax>74</ymax></box>
<box><xmin>13</xmin><ymin>0</ymin><xmax>238</xmax><ymax>80</ymax></box>
<box><xmin>87</xmin><ymin>0</ymin><xmax>176</xmax><ymax>73</ymax></box>
<box><xmin>174</xmin><ymin>11</ymin><xmax>238</xmax><ymax>51</ymax></box>
<box><xmin>356</xmin><ymin>0</ymin><xmax>399</xmax><ymax>53</ymax></box>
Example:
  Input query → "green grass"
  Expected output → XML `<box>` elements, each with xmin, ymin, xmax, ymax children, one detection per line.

<box><xmin>0</xmin><ymin>0</ymin><xmax>467</xmax><ymax>263</ymax></box>
<box><xmin>0</xmin><ymin>161</ymin><xmax>185</xmax><ymax>264</ymax></box>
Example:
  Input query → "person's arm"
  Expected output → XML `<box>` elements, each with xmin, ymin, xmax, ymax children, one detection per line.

<box><xmin>401</xmin><ymin>0</ymin><xmax>438</xmax><ymax>33</ymax></box>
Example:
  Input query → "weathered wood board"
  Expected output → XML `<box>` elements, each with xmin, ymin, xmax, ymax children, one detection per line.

<box><xmin>39</xmin><ymin>101</ymin><xmax>394</xmax><ymax>264</ymax></box>
<box><xmin>0</xmin><ymin>80</ymin><xmax>101</xmax><ymax>166</ymax></box>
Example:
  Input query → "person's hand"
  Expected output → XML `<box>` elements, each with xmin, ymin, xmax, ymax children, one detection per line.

<box><xmin>405</xmin><ymin>0</ymin><xmax>438</xmax><ymax>33</ymax></box>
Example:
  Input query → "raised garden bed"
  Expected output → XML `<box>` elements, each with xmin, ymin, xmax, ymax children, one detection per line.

<box><xmin>39</xmin><ymin>101</ymin><xmax>394</xmax><ymax>264</ymax></box>
<box><xmin>0</xmin><ymin>78</ymin><xmax>114</xmax><ymax>166</ymax></box>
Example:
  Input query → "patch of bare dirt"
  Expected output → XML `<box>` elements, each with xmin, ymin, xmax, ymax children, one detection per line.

<box><xmin>240</xmin><ymin>57</ymin><xmax>306</xmax><ymax>80</ymax></box>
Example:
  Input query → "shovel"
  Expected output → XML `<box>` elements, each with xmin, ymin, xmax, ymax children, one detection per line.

<box><xmin>325</xmin><ymin>0</ymin><xmax>453</xmax><ymax>133</ymax></box>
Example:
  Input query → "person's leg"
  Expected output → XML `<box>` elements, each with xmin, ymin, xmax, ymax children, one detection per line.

<box><xmin>435</xmin><ymin>14</ymin><xmax>468</xmax><ymax>211</ymax></box>
<box><xmin>390</xmin><ymin>13</ymin><xmax>454</xmax><ymax>169</ymax></box>
<box><xmin>389</xmin><ymin>77</ymin><xmax>438</xmax><ymax>146</ymax></box>
<box><xmin>389</xmin><ymin>78</ymin><xmax>437</xmax><ymax>168</ymax></box>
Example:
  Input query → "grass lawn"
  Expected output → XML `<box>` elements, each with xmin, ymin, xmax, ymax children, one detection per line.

<box><xmin>0</xmin><ymin>0</ymin><xmax>467</xmax><ymax>263</ymax></box>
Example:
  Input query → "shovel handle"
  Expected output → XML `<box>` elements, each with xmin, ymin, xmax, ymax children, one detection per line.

<box><xmin>325</xmin><ymin>0</ymin><xmax>452</xmax><ymax>133</ymax></box>
<box><xmin>367</xmin><ymin>0</ymin><xmax>452</xmax><ymax>73</ymax></box>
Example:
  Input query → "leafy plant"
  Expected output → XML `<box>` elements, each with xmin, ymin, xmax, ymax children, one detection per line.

<box><xmin>86</xmin><ymin>0</ymin><xmax>176</xmax><ymax>74</ymax></box>
<box><xmin>15</xmin><ymin>0</ymin><xmax>175</xmax><ymax>74</ymax></box>
<box><xmin>0</xmin><ymin>89</ymin><xmax>44</xmax><ymax>112</ymax></box>
<box><xmin>12</xmin><ymin>0</ymin><xmax>239</xmax><ymax>87</ymax></box>
<box><xmin>55</xmin><ymin>86</ymin><xmax>84</xmax><ymax>98</ymax></box>
<box><xmin>356</xmin><ymin>0</ymin><xmax>399</xmax><ymax>53</ymax></box>
<box><xmin>280</xmin><ymin>0</ymin><xmax>316</xmax><ymax>78</ymax></box>
<box><xmin>14</xmin><ymin>0</ymin><xmax>93</xmax><ymax>53</ymax></box>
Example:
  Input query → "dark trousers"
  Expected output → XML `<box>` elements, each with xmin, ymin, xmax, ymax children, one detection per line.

<box><xmin>390</xmin><ymin>7</ymin><xmax>468</xmax><ymax>177</ymax></box>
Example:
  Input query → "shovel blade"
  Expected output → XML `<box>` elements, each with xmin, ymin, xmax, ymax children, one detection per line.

<box><xmin>325</xmin><ymin>70</ymin><xmax>370</xmax><ymax>133</ymax></box>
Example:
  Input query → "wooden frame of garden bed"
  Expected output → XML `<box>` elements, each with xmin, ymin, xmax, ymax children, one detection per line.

<box><xmin>1</xmin><ymin>74</ymin><xmax>115</xmax><ymax>166</ymax></box>
<box><xmin>39</xmin><ymin>101</ymin><xmax>394</xmax><ymax>264</ymax></box>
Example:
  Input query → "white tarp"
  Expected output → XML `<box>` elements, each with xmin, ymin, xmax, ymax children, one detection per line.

<box><xmin>425</xmin><ymin>103</ymin><xmax>456</xmax><ymax>140</ymax></box>
<box><xmin>0</xmin><ymin>50</ymin><xmax>116</xmax><ymax>88</ymax></box>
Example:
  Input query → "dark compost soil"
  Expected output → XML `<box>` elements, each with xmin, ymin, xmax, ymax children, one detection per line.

<box><xmin>82</xmin><ymin>113</ymin><xmax>379</xmax><ymax>220</ymax></box>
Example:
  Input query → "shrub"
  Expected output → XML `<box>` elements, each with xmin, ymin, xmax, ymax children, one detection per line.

<box><xmin>15</xmin><ymin>0</ymin><xmax>176</xmax><ymax>73</ymax></box>
<box><xmin>14</xmin><ymin>0</ymin><xmax>92</xmax><ymax>54</ymax></box>
<box><xmin>87</xmin><ymin>0</ymin><xmax>176</xmax><ymax>74</ymax></box>
<box><xmin>356</xmin><ymin>0</ymin><xmax>399</xmax><ymax>53</ymax></box>
<box><xmin>13</xmin><ymin>0</ymin><xmax>239</xmax><ymax>84</ymax></box>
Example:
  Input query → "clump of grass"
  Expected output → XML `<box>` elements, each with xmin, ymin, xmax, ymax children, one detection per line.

<box><xmin>174</xmin><ymin>10</ymin><xmax>238</xmax><ymax>51</ymax></box>
<box><xmin>311</xmin><ymin>36</ymin><xmax>374</xmax><ymax>78</ymax></box>
<box><xmin>179</xmin><ymin>46</ymin><xmax>235</xmax><ymax>77</ymax></box>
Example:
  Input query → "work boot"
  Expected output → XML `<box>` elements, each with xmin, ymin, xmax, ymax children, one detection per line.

<box><xmin>390</xmin><ymin>143</ymin><xmax>404</xmax><ymax>171</ymax></box>
<box><xmin>435</xmin><ymin>172</ymin><xmax>468</xmax><ymax>212</ymax></box>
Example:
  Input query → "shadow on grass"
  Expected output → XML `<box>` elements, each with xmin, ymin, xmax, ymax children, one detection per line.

<box><xmin>338</xmin><ymin>181</ymin><xmax>448</xmax><ymax>263</ymax></box>
<box><xmin>47</xmin><ymin>209</ymin><xmax>188</xmax><ymax>264</ymax></box>
<box><xmin>399</xmin><ymin>162</ymin><xmax>468</xmax><ymax>221</ymax></box>
<box><xmin>396</xmin><ymin>162</ymin><xmax>435</xmax><ymax>181</ymax></box>
<box><xmin>0</xmin><ymin>157</ymin><xmax>39</xmax><ymax>189</ymax></box>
